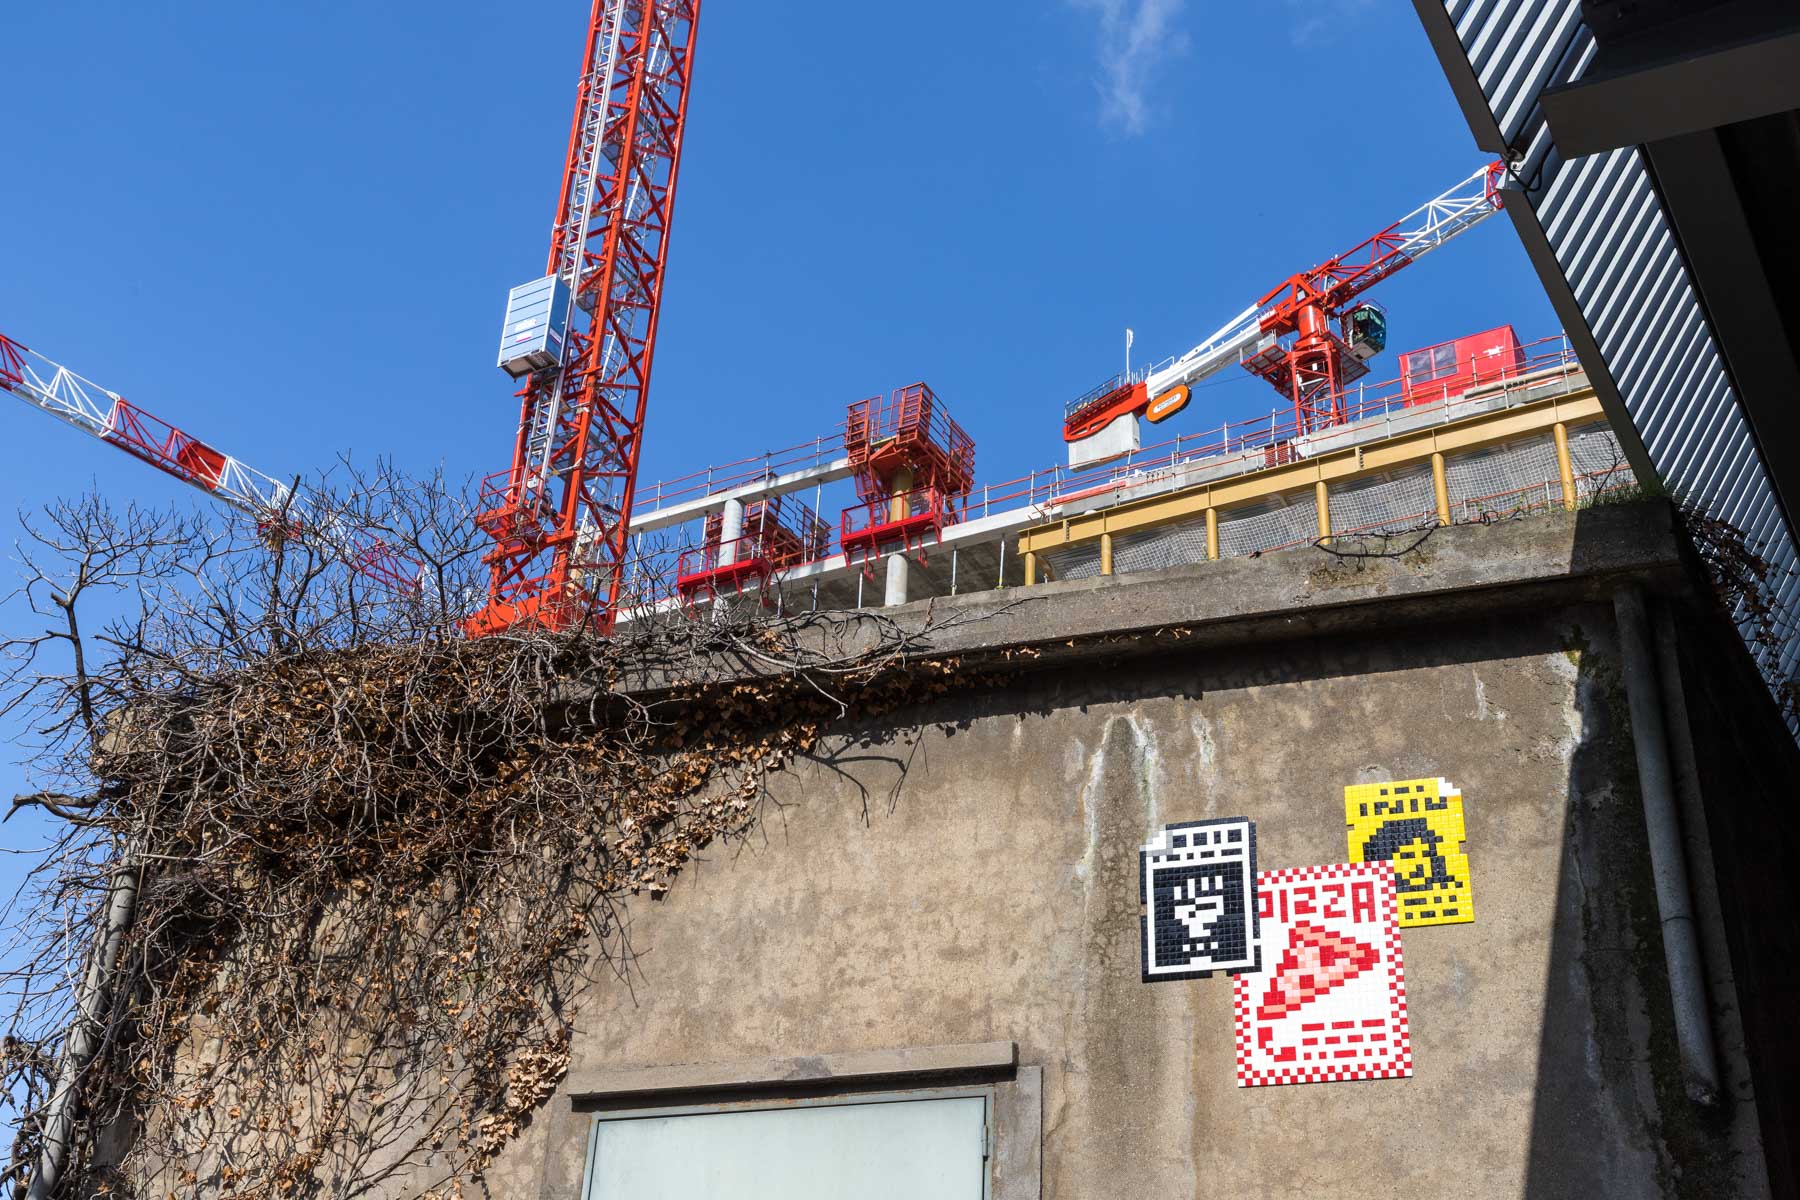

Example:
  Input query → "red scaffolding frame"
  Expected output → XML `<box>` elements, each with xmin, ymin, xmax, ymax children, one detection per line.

<box><xmin>839</xmin><ymin>383</ymin><xmax>974</xmax><ymax>570</ymax></box>
<box><xmin>676</xmin><ymin>493</ymin><xmax>829</xmax><ymax>606</ymax></box>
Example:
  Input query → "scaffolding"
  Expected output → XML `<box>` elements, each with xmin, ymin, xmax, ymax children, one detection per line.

<box><xmin>840</xmin><ymin>383</ymin><xmax>975</xmax><ymax>571</ymax></box>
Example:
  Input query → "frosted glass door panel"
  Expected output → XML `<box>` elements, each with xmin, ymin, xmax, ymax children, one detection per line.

<box><xmin>585</xmin><ymin>1095</ymin><xmax>986</xmax><ymax>1199</ymax></box>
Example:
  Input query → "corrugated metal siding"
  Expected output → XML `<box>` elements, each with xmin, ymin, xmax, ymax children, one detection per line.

<box><xmin>1428</xmin><ymin>0</ymin><xmax>1800</xmax><ymax>723</ymax></box>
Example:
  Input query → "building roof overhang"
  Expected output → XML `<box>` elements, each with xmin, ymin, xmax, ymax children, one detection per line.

<box><xmin>1410</xmin><ymin>0</ymin><xmax>1800</xmax><ymax>725</ymax></box>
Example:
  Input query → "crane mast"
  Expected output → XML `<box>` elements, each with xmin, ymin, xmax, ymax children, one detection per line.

<box><xmin>470</xmin><ymin>0</ymin><xmax>701</xmax><ymax>636</ymax></box>
<box><xmin>1064</xmin><ymin>162</ymin><xmax>1506</xmax><ymax>461</ymax></box>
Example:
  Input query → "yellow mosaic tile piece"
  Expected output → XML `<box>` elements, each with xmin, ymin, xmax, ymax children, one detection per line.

<box><xmin>1344</xmin><ymin>777</ymin><xmax>1472</xmax><ymax>927</ymax></box>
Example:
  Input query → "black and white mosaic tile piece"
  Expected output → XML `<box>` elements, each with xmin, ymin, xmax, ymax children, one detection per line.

<box><xmin>1139</xmin><ymin>817</ymin><xmax>1260</xmax><ymax>982</ymax></box>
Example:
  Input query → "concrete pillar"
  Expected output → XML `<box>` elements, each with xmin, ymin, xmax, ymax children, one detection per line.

<box><xmin>1613</xmin><ymin>586</ymin><xmax>1721</xmax><ymax>1104</ymax></box>
<box><xmin>883</xmin><ymin>551</ymin><xmax>909</xmax><ymax>606</ymax></box>
<box><xmin>1553</xmin><ymin>421</ymin><xmax>1579</xmax><ymax>511</ymax></box>
<box><xmin>1431</xmin><ymin>452</ymin><xmax>1451</xmax><ymax>525</ymax></box>
<box><xmin>1314</xmin><ymin>480</ymin><xmax>1331</xmax><ymax>545</ymax></box>
<box><xmin>1205</xmin><ymin>507</ymin><xmax>1219</xmax><ymax>560</ymax></box>
<box><xmin>1100</xmin><ymin>532</ymin><xmax>1114</xmax><ymax>577</ymax></box>
<box><xmin>717</xmin><ymin>497</ymin><xmax>744</xmax><ymax>566</ymax></box>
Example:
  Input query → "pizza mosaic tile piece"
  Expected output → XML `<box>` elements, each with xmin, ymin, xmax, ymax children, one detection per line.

<box><xmin>1232</xmin><ymin>861</ymin><xmax>1411</xmax><ymax>1086</ymax></box>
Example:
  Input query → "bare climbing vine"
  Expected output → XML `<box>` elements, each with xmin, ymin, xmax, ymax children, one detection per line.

<box><xmin>1676</xmin><ymin>500</ymin><xmax>1800</xmax><ymax>725</ymax></box>
<box><xmin>7</xmin><ymin>445</ymin><xmax>1792</xmax><ymax>1200</ymax></box>
<box><xmin>0</xmin><ymin>469</ymin><xmax>999</xmax><ymax>1200</ymax></box>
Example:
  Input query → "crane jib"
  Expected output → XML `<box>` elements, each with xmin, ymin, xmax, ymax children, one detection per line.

<box><xmin>1062</xmin><ymin>162</ymin><xmax>1503</xmax><ymax>461</ymax></box>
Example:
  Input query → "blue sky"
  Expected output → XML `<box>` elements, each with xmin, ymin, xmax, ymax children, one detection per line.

<box><xmin>0</xmin><ymin>2</ymin><xmax>1559</xmax><ymax>863</ymax></box>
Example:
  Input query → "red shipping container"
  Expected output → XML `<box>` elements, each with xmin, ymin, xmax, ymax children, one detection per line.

<box><xmin>1399</xmin><ymin>325</ymin><xmax>1525</xmax><ymax>406</ymax></box>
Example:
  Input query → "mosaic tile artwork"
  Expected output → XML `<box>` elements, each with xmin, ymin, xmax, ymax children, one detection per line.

<box><xmin>1139</xmin><ymin>817</ymin><xmax>1260</xmax><ymax>982</ymax></box>
<box><xmin>1344</xmin><ymin>776</ymin><xmax>1473</xmax><ymax>927</ymax></box>
<box><xmin>1233</xmin><ymin>862</ymin><xmax>1411</xmax><ymax>1086</ymax></box>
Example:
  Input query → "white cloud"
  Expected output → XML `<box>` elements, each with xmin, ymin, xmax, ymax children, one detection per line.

<box><xmin>1069</xmin><ymin>0</ymin><xmax>1189</xmax><ymax>137</ymax></box>
<box><xmin>1283</xmin><ymin>0</ymin><xmax>1377</xmax><ymax>47</ymax></box>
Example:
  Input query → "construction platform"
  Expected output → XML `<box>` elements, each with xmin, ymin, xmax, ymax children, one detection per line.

<box><xmin>620</xmin><ymin>338</ymin><xmax>1630</xmax><ymax>621</ymax></box>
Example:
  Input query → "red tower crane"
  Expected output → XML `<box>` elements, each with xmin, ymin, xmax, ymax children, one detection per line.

<box><xmin>1063</xmin><ymin>163</ymin><xmax>1507</xmax><ymax>464</ymax></box>
<box><xmin>469</xmin><ymin>0</ymin><xmax>702</xmax><ymax>636</ymax></box>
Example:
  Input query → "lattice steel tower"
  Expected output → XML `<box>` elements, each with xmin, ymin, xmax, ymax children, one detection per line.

<box><xmin>471</xmin><ymin>0</ymin><xmax>702</xmax><ymax>635</ymax></box>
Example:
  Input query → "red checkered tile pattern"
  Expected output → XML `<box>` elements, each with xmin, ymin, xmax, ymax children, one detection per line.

<box><xmin>1233</xmin><ymin>861</ymin><xmax>1412</xmax><ymax>1087</ymax></box>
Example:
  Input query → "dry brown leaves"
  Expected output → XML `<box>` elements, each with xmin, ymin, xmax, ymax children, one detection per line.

<box><xmin>67</xmin><ymin>619</ymin><xmax>1000</xmax><ymax>1199</ymax></box>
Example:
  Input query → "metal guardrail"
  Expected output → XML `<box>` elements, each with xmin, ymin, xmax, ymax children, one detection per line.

<box><xmin>633</xmin><ymin>430</ymin><xmax>848</xmax><ymax>516</ymax></box>
<box><xmin>966</xmin><ymin>335</ymin><xmax>1583</xmax><ymax>522</ymax></box>
<box><xmin>635</xmin><ymin>334</ymin><xmax>1586</xmax><ymax>590</ymax></box>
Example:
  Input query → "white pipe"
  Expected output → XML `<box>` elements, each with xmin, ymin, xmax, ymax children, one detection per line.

<box><xmin>717</xmin><ymin>497</ymin><xmax>744</xmax><ymax>567</ymax></box>
<box><xmin>1612</xmin><ymin>587</ymin><xmax>1721</xmax><ymax>1104</ymax></box>
<box><xmin>28</xmin><ymin>852</ymin><xmax>141</xmax><ymax>1200</ymax></box>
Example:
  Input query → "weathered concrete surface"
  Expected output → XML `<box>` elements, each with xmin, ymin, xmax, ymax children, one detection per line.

<box><xmin>561</xmin><ymin>1040</ymin><xmax>1016</xmax><ymax>1100</ymax></box>
<box><xmin>209</xmin><ymin>500</ymin><xmax>1752</xmax><ymax>1199</ymax></box>
<box><xmin>473</xmin><ymin>503</ymin><xmax>1768</xmax><ymax>1199</ymax></box>
<box><xmin>615</xmin><ymin>499</ymin><xmax>1689</xmax><ymax>696</ymax></box>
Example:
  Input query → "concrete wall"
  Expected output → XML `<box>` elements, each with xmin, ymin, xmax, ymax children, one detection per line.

<box><xmin>1672</xmin><ymin>606</ymin><xmax>1800</xmax><ymax>1199</ymax></box>
<box><xmin>483</xmin><ymin>504</ymin><xmax>1771</xmax><ymax>1200</ymax></box>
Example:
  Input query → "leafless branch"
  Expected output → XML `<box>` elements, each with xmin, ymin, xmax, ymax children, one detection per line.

<box><xmin>0</xmin><ymin>466</ymin><xmax>1011</xmax><ymax>1199</ymax></box>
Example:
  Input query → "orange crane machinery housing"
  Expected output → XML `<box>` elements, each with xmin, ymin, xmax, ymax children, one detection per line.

<box><xmin>471</xmin><ymin>0</ymin><xmax>701</xmax><ymax>636</ymax></box>
<box><xmin>1063</xmin><ymin>163</ymin><xmax>1507</xmax><ymax>466</ymax></box>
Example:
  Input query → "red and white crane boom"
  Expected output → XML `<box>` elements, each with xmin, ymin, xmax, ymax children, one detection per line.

<box><xmin>469</xmin><ymin>0</ymin><xmax>701</xmax><ymax>636</ymax></box>
<box><xmin>1064</xmin><ymin>162</ymin><xmax>1506</xmax><ymax>464</ymax></box>
<box><xmin>1</xmin><ymin>333</ymin><xmax>290</xmax><ymax>513</ymax></box>
<box><xmin>0</xmin><ymin>331</ymin><xmax>421</xmax><ymax>592</ymax></box>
